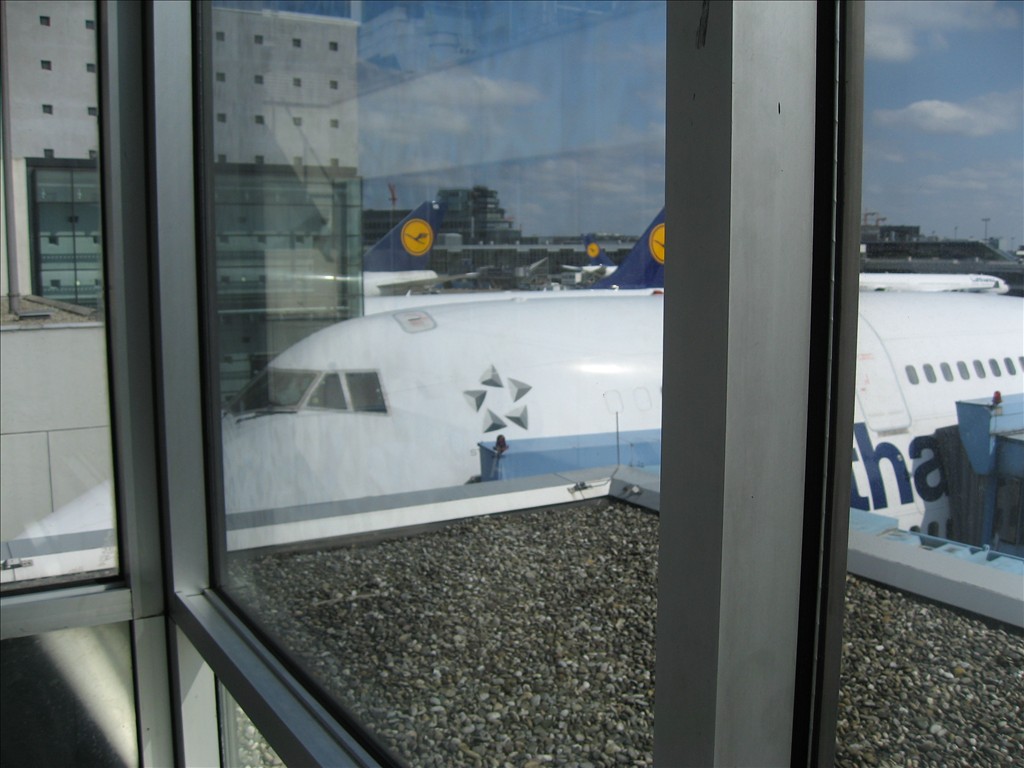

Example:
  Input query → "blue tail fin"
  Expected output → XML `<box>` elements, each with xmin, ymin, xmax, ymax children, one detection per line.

<box><xmin>363</xmin><ymin>200</ymin><xmax>447</xmax><ymax>272</ymax></box>
<box><xmin>581</xmin><ymin>234</ymin><xmax>617</xmax><ymax>269</ymax></box>
<box><xmin>592</xmin><ymin>208</ymin><xmax>665</xmax><ymax>289</ymax></box>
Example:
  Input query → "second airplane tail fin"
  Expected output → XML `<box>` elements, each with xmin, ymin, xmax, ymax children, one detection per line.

<box><xmin>363</xmin><ymin>200</ymin><xmax>447</xmax><ymax>272</ymax></box>
<box><xmin>592</xmin><ymin>208</ymin><xmax>665</xmax><ymax>290</ymax></box>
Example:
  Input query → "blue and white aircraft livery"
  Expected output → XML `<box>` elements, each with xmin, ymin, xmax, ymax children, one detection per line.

<box><xmin>222</xmin><ymin>288</ymin><xmax>1024</xmax><ymax>538</ymax></box>
<box><xmin>361</xmin><ymin>200</ymin><xmax>447</xmax><ymax>296</ymax></box>
<box><xmin>592</xmin><ymin>208</ymin><xmax>664</xmax><ymax>290</ymax></box>
<box><xmin>561</xmin><ymin>234</ymin><xmax>619</xmax><ymax>280</ymax></box>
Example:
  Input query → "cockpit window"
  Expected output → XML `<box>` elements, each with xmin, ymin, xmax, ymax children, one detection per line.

<box><xmin>346</xmin><ymin>372</ymin><xmax>387</xmax><ymax>412</ymax></box>
<box><xmin>229</xmin><ymin>369</ymin><xmax>317</xmax><ymax>414</ymax></box>
<box><xmin>307</xmin><ymin>372</ymin><xmax>348</xmax><ymax>411</ymax></box>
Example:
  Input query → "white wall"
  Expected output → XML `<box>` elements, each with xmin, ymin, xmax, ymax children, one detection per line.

<box><xmin>0</xmin><ymin>323</ymin><xmax>113</xmax><ymax>539</ymax></box>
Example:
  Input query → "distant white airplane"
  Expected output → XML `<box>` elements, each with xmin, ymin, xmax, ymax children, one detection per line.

<box><xmin>561</xmin><ymin>233</ymin><xmax>619</xmax><ymax>280</ymax></box>
<box><xmin>860</xmin><ymin>273</ymin><xmax>1009</xmax><ymax>294</ymax></box>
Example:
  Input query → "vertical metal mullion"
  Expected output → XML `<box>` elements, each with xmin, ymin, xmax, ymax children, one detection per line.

<box><xmin>145</xmin><ymin>0</ymin><xmax>218</xmax><ymax>763</ymax></box>
<box><xmin>100</xmin><ymin>0</ymin><xmax>175</xmax><ymax>764</ymax></box>
<box><xmin>809</xmin><ymin>3</ymin><xmax>864</xmax><ymax>765</ymax></box>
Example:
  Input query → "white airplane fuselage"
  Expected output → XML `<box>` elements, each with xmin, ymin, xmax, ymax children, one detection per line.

<box><xmin>222</xmin><ymin>291</ymin><xmax>1024</xmax><ymax>535</ymax></box>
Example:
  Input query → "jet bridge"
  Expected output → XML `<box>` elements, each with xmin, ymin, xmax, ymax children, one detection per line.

<box><xmin>943</xmin><ymin>392</ymin><xmax>1024</xmax><ymax>555</ymax></box>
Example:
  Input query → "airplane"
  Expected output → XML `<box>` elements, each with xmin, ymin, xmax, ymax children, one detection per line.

<box><xmin>221</xmin><ymin>288</ymin><xmax>1024</xmax><ymax>541</ymax></box>
<box><xmin>7</xmin><ymin>281</ymin><xmax>1021</xmax><ymax>582</ymax></box>
<box><xmin>860</xmin><ymin>273</ymin><xmax>1009</xmax><ymax>294</ymax></box>
<box><xmin>592</xmin><ymin>208</ymin><xmax>665</xmax><ymax>290</ymax></box>
<box><xmin>362</xmin><ymin>210</ymin><xmax>666</xmax><ymax>315</ymax></box>
<box><xmin>361</xmin><ymin>200</ymin><xmax>449</xmax><ymax>296</ymax></box>
<box><xmin>561</xmin><ymin>234</ymin><xmax>618</xmax><ymax>282</ymax></box>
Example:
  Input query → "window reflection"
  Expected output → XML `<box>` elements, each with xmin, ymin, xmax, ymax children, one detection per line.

<box><xmin>1</xmin><ymin>0</ymin><xmax>117</xmax><ymax>590</ymax></box>
<box><xmin>209</xmin><ymin>1</ymin><xmax>664</xmax><ymax>761</ymax></box>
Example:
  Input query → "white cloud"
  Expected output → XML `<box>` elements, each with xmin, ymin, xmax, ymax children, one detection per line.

<box><xmin>874</xmin><ymin>90</ymin><xmax>1021</xmax><ymax>137</ymax></box>
<box><xmin>865</xmin><ymin>0</ymin><xmax>1020</xmax><ymax>61</ymax></box>
<box><xmin>918</xmin><ymin>159</ymin><xmax>1024</xmax><ymax>196</ymax></box>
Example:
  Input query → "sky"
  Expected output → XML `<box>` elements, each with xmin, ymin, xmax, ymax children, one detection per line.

<box><xmin>221</xmin><ymin>1</ymin><xmax>1022</xmax><ymax>245</ymax></box>
<box><xmin>358</xmin><ymin>0</ymin><xmax>1022</xmax><ymax>245</ymax></box>
<box><xmin>862</xmin><ymin>1</ymin><xmax>1023</xmax><ymax>248</ymax></box>
<box><xmin>355</xmin><ymin>1</ymin><xmax>665</xmax><ymax>238</ymax></box>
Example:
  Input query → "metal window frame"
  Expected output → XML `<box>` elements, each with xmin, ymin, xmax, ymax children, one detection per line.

<box><xmin>1</xmin><ymin>1</ymin><xmax>174</xmax><ymax>764</ymax></box>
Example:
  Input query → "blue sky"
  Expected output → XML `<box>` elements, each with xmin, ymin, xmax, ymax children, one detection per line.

<box><xmin>357</xmin><ymin>1</ymin><xmax>665</xmax><ymax>238</ymax></box>
<box><xmin>863</xmin><ymin>1</ymin><xmax>1022</xmax><ymax>248</ymax></box>
<box><xmin>222</xmin><ymin>1</ymin><xmax>1021</xmax><ymax>245</ymax></box>
<box><xmin>359</xmin><ymin>1</ymin><xmax>1021</xmax><ymax>245</ymax></box>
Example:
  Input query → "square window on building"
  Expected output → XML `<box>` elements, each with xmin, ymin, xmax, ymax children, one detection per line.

<box><xmin>85</xmin><ymin>19</ymin><xmax>95</xmax><ymax>29</ymax></box>
<box><xmin>217</xmin><ymin>154</ymin><xmax>226</xmax><ymax>163</ymax></box>
<box><xmin>292</xmin><ymin>38</ymin><xmax>301</xmax><ymax>47</ymax></box>
<box><xmin>257</xmin><ymin>235</ymin><xmax>267</xmax><ymax>244</ymax></box>
<box><xmin>254</xmin><ymin>155</ymin><xmax>264</xmax><ymax>165</ymax></box>
<box><xmin>216</xmin><ymin>72</ymin><xmax>225</xmax><ymax>82</ymax></box>
<box><xmin>42</xmin><ymin>104</ymin><xmax>53</xmax><ymax>114</ymax></box>
<box><xmin>216</xmin><ymin>30</ymin><xmax>225</xmax><ymax>41</ymax></box>
<box><xmin>293</xmin><ymin>77</ymin><xmax>301</xmax><ymax>87</ymax></box>
<box><xmin>217</xmin><ymin>113</ymin><xmax>226</xmax><ymax>123</ymax></box>
<box><xmin>329</xmin><ymin>41</ymin><xmax>338</xmax><ymax>51</ymax></box>
<box><xmin>40</xmin><ymin>16</ymin><xmax>50</xmax><ymax>26</ymax></box>
<box><xmin>87</xmin><ymin>63</ymin><xmax>96</xmax><ymax>73</ymax></box>
<box><xmin>43</xmin><ymin>149</ymin><xmax>54</xmax><ymax>158</ymax></box>
<box><xmin>330</xmin><ymin>119</ymin><xmax>339</xmax><ymax>128</ymax></box>
<box><xmin>41</xmin><ymin>60</ymin><xmax>52</xmax><ymax>70</ymax></box>
<box><xmin>254</xmin><ymin>115</ymin><xmax>264</xmax><ymax>125</ymax></box>
<box><xmin>254</xmin><ymin>34</ymin><xmax>263</xmax><ymax>44</ymax></box>
<box><xmin>254</xmin><ymin>74</ymin><xmax>264</xmax><ymax>84</ymax></box>
<box><xmin>89</xmin><ymin>150</ymin><xmax>98</xmax><ymax>159</ymax></box>
<box><xmin>88</xmin><ymin>106</ymin><xmax>98</xmax><ymax>116</ymax></box>
<box><xmin>293</xmin><ymin>117</ymin><xmax>302</xmax><ymax>126</ymax></box>
<box><xmin>330</xmin><ymin>158</ymin><xmax>339</xmax><ymax>167</ymax></box>
<box><xmin>330</xmin><ymin>80</ymin><xmax>338</xmax><ymax>90</ymax></box>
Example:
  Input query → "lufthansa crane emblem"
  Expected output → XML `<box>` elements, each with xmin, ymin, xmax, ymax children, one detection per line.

<box><xmin>586</xmin><ymin>242</ymin><xmax>601</xmax><ymax>260</ymax></box>
<box><xmin>401</xmin><ymin>218</ymin><xmax>434</xmax><ymax>257</ymax></box>
<box><xmin>649</xmin><ymin>222</ymin><xmax>665</xmax><ymax>264</ymax></box>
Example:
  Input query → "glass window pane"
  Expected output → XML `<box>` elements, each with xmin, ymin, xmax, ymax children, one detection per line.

<box><xmin>843</xmin><ymin>1</ymin><xmax>1023</xmax><ymax>763</ymax></box>
<box><xmin>219</xmin><ymin>684</ymin><xmax>284</xmax><ymax>768</ymax></box>
<box><xmin>1</xmin><ymin>0</ymin><xmax>117</xmax><ymax>590</ymax></box>
<box><xmin>208</xmin><ymin>2</ymin><xmax>665</xmax><ymax>762</ymax></box>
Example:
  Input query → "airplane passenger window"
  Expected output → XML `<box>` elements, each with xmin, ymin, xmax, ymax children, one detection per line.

<box><xmin>957</xmin><ymin>361</ymin><xmax>970</xmax><ymax>380</ymax></box>
<box><xmin>973</xmin><ymin>360</ymin><xmax>987</xmax><ymax>378</ymax></box>
<box><xmin>1</xmin><ymin>0</ymin><xmax>119</xmax><ymax>591</ymax></box>
<box><xmin>989</xmin><ymin>359</ymin><xmax>1002</xmax><ymax>377</ymax></box>
<box><xmin>922</xmin><ymin>363</ymin><xmax>936</xmax><ymax>383</ymax></box>
<box><xmin>940</xmin><ymin>362</ymin><xmax>954</xmax><ymax>382</ymax></box>
<box><xmin>1005</xmin><ymin>358</ymin><xmax>1017</xmax><ymax>376</ymax></box>
<box><xmin>202</xmin><ymin>2</ymin><xmax>666</xmax><ymax>762</ymax></box>
<box><xmin>904</xmin><ymin>365</ymin><xmax>919</xmax><ymax>385</ymax></box>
